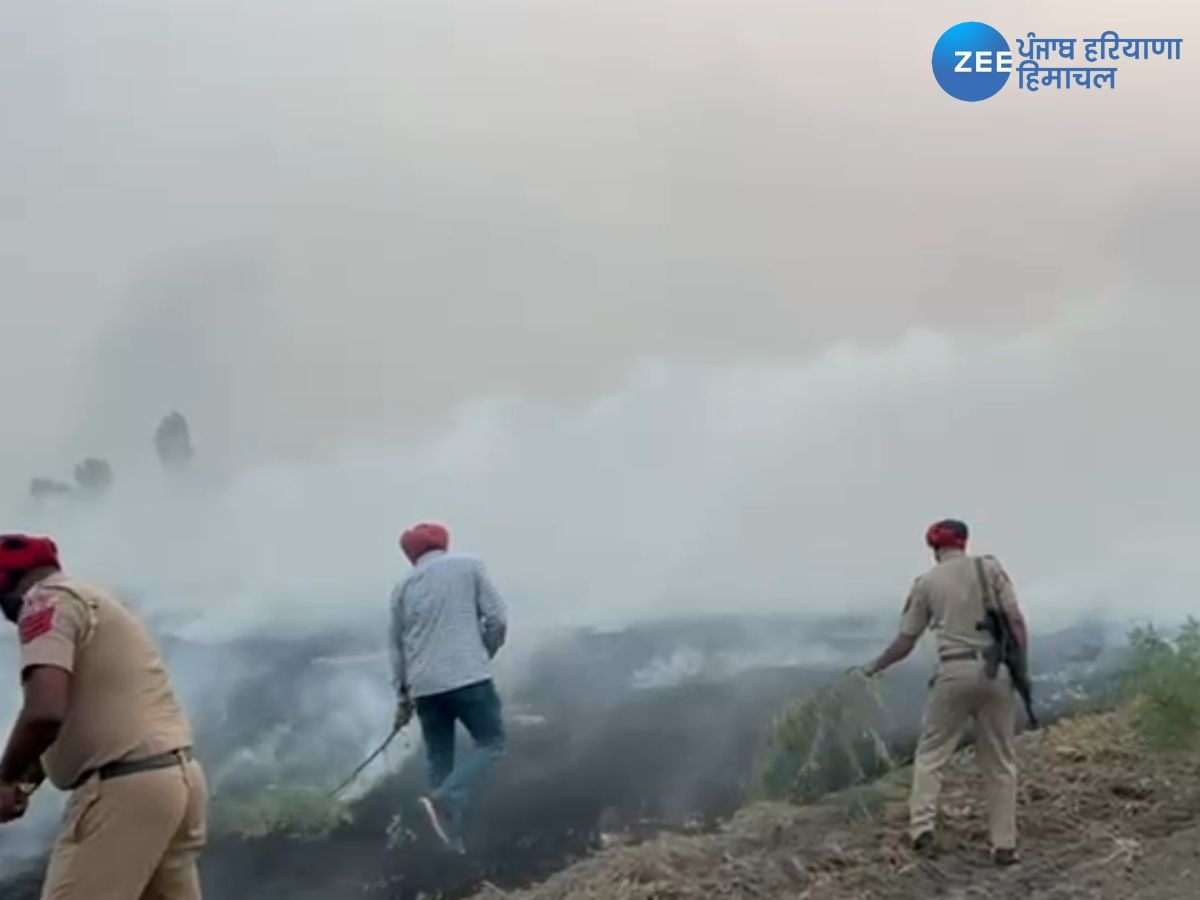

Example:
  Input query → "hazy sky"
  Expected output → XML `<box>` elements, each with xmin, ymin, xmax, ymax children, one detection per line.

<box><xmin>1</xmin><ymin>2</ymin><xmax>1198</xmax><ymax>632</ymax></box>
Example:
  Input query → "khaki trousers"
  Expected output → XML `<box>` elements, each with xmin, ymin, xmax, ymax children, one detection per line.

<box><xmin>910</xmin><ymin>658</ymin><xmax>1017</xmax><ymax>850</ymax></box>
<box><xmin>42</xmin><ymin>758</ymin><xmax>208</xmax><ymax>900</ymax></box>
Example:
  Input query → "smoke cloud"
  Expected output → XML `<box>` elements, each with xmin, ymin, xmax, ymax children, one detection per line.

<box><xmin>1</xmin><ymin>0</ymin><xmax>1198</xmax><ymax>880</ymax></box>
<box><xmin>5</xmin><ymin>264</ymin><xmax>1199</xmax><ymax>639</ymax></box>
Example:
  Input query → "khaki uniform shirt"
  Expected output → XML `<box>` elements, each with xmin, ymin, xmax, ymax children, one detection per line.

<box><xmin>16</xmin><ymin>573</ymin><xmax>193</xmax><ymax>790</ymax></box>
<box><xmin>898</xmin><ymin>552</ymin><xmax>1020</xmax><ymax>657</ymax></box>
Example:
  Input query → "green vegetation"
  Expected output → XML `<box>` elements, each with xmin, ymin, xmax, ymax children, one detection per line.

<box><xmin>1124</xmin><ymin>618</ymin><xmax>1200</xmax><ymax>752</ymax></box>
<box><xmin>210</xmin><ymin>786</ymin><xmax>352</xmax><ymax>839</ymax></box>
<box><xmin>747</xmin><ymin>674</ymin><xmax>893</xmax><ymax>806</ymax></box>
<box><xmin>748</xmin><ymin>619</ymin><xmax>1200</xmax><ymax>812</ymax></box>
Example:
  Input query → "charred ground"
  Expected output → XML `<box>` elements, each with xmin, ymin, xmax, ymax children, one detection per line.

<box><xmin>0</xmin><ymin>615</ymin><xmax>1121</xmax><ymax>899</ymax></box>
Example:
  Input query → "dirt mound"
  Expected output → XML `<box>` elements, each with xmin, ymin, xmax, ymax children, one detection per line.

<box><xmin>474</xmin><ymin>712</ymin><xmax>1200</xmax><ymax>900</ymax></box>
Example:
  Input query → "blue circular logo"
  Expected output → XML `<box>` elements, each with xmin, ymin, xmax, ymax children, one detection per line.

<box><xmin>932</xmin><ymin>22</ymin><xmax>1012</xmax><ymax>102</ymax></box>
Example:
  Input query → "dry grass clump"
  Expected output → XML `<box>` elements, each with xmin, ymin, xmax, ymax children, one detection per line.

<box><xmin>1123</xmin><ymin>618</ymin><xmax>1200</xmax><ymax>751</ymax></box>
<box><xmin>210</xmin><ymin>785</ymin><xmax>352</xmax><ymax>839</ymax></box>
<box><xmin>747</xmin><ymin>673</ymin><xmax>893</xmax><ymax>805</ymax></box>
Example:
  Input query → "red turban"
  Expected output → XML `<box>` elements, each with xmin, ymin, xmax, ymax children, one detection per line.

<box><xmin>0</xmin><ymin>535</ymin><xmax>61</xmax><ymax>591</ymax></box>
<box><xmin>925</xmin><ymin>519</ymin><xmax>969</xmax><ymax>550</ymax></box>
<box><xmin>400</xmin><ymin>523</ymin><xmax>450</xmax><ymax>563</ymax></box>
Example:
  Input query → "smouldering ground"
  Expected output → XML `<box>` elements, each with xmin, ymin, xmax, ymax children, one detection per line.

<box><xmin>471</xmin><ymin>712</ymin><xmax>1200</xmax><ymax>900</ymax></box>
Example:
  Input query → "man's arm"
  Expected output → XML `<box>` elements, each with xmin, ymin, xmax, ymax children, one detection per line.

<box><xmin>864</xmin><ymin>579</ymin><xmax>928</xmax><ymax>677</ymax></box>
<box><xmin>475</xmin><ymin>564</ymin><xmax>507</xmax><ymax>659</ymax></box>
<box><xmin>2</xmin><ymin>589</ymin><xmax>81</xmax><ymax>787</ymax></box>
<box><xmin>0</xmin><ymin>667</ymin><xmax>69</xmax><ymax>785</ymax></box>
<box><xmin>388</xmin><ymin>584</ymin><xmax>415</xmax><ymax>728</ymax></box>
<box><xmin>987</xmin><ymin>557</ymin><xmax>1029</xmax><ymax>651</ymax></box>
<box><xmin>865</xmin><ymin>633</ymin><xmax>918</xmax><ymax>677</ymax></box>
<box><xmin>388</xmin><ymin>583</ymin><xmax>408</xmax><ymax>698</ymax></box>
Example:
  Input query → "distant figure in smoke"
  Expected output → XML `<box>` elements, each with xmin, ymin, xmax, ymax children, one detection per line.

<box><xmin>0</xmin><ymin>534</ymin><xmax>208</xmax><ymax>899</ymax></box>
<box><xmin>154</xmin><ymin>412</ymin><xmax>195</xmax><ymax>474</ymax></box>
<box><xmin>860</xmin><ymin>519</ymin><xmax>1029</xmax><ymax>866</ymax></box>
<box><xmin>390</xmin><ymin>522</ymin><xmax>508</xmax><ymax>854</ymax></box>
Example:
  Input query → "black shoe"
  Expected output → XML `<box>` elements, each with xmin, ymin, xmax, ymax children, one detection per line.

<box><xmin>992</xmin><ymin>847</ymin><xmax>1019</xmax><ymax>867</ymax></box>
<box><xmin>912</xmin><ymin>831</ymin><xmax>937</xmax><ymax>858</ymax></box>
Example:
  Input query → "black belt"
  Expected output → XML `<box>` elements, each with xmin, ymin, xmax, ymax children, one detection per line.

<box><xmin>72</xmin><ymin>748</ymin><xmax>192</xmax><ymax>790</ymax></box>
<box><xmin>940</xmin><ymin>650</ymin><xmax>982</xmax><ymax>662</ymax></box>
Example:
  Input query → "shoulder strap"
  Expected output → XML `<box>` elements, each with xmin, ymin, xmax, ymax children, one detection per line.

<box><xmin>974</xmin><ymin>557</ymin><xmax>997</xmax><ymax>613</ymax></box>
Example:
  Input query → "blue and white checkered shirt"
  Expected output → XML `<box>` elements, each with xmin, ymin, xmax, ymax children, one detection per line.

<box><xmin>389</xmin><ymin>550</ymin><xmax>508</xmax><ymax>699</ymax></box>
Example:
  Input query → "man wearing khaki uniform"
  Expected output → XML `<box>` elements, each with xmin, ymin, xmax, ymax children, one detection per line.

<box><xmin>864</xmin><ymin>519</ymin><xmax>1029</xmax><ymax>865</ymax></box>
<box><xmin>0</xmin><ymin>534</ymin><xmax>207</xmax><ymax>899</ymax></box>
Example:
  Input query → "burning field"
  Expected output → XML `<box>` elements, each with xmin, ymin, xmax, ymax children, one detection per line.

<box><xmin>0</xmin><ymin>613</ymin><xmax>1123</xmax><ymax>899</ymax></box>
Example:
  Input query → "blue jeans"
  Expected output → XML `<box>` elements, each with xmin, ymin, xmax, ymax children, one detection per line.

<box><xmin>415</xmin><ymin>679</ymin><xmax>506</xmax><ymax>839</ymax></box>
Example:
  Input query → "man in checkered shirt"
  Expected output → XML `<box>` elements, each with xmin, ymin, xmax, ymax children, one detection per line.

<box><xmin>390</xmin><ymin>522</ymin><xmax>508</xmax><ymax>854</ymax></box>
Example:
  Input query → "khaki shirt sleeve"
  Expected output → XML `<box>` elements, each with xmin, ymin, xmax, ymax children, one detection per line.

<box><xmin>983</xmin><ymin>556</ymin><xmax>1022</xmax><ymax>618</ymax></box>
<box><xmin>17</xmin><ymin>588</ymin><xmax>86</xmax><ymax>675</ymax></box>
<box><xmin>898</xmin><ymin>578</ymin><xmax>931</xmax><ymax>638</ymax></box>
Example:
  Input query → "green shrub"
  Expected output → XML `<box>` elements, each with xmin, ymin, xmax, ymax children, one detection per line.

<box><xmin>747</xmin><ymin>674</ymin><xmax>893</xmax><ymax>805</ymax></box>
<box><xmin>1124</xmin><ymin>618</ymin><xmax>1200</xmax><ymax>751</ymax></box>
<box><xmin>211</xmin><ymin>785</ymin><xmax>352</xmax><ymax>839</ymax></box>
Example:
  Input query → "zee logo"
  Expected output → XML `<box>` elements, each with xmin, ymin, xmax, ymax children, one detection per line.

<box><xmin>953</xmin><ymin>51</ymin><xmax>1014</xmax><ymax>74</ymax></box>
<box><xmin>933</xmin><ymin>22</ymin><xmax>1013</xmax><ymax>101</ymax></box>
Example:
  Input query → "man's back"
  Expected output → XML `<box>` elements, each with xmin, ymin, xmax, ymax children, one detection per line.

<box><xmin>391</xmin><ymin>550</ymin><xmax>507</xmax><ymax>699</ymax></box>
<box><xmin>19</xmin><ymin>574</ymin><xmax>193</xmax><ymax>789</ymax></box>
<box><xmin>905</xmin><ymin>553</ymin><xmax>1015</xmax><ymax>658</ymax></box>
<box><xmin>913</xmin><ymin>554</ymin><xmax>989</xmax><ymax>656</ymax></box>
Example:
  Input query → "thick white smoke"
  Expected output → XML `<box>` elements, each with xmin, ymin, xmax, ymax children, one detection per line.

<box><xmin>4</xmin><ymin>281</ymin><xmax>1196</xmax><ymax>643</ymax></box>
<box><xmin>2</xmin><ymin>249</ymin><xmax>1196</xmax><ymax>876</ymax></box>
<box><xmin>2</xmin><ymin>0</ymin><xmax>1196</xmax><ymax>884</ymax></box>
